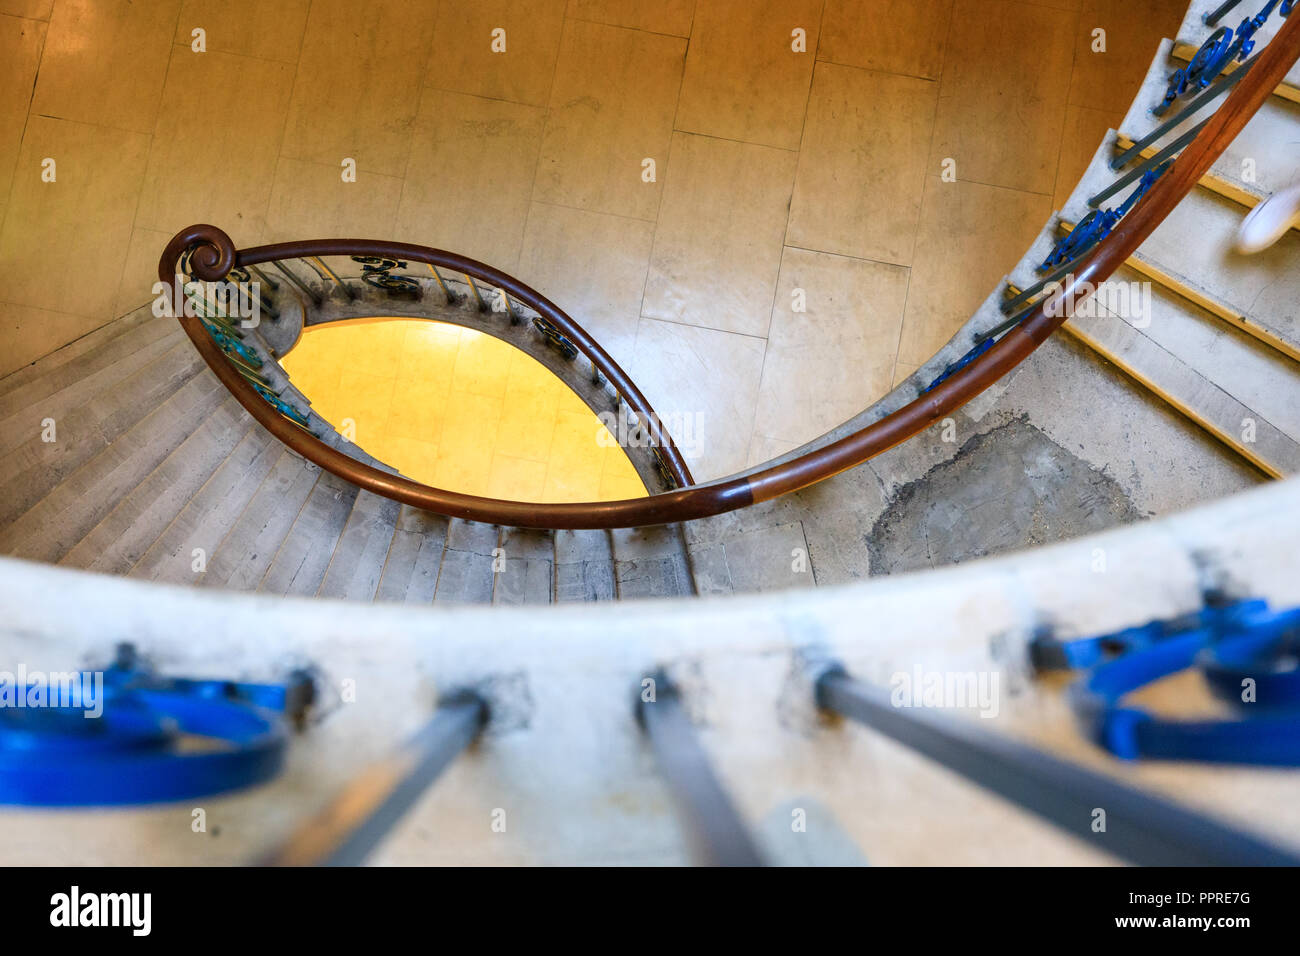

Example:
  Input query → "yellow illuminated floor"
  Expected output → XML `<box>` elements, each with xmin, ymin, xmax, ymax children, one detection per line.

<box><xmin>280</xmin><ymin>318</ymin><xmax>646</xmax><ymax>503</ymax></box>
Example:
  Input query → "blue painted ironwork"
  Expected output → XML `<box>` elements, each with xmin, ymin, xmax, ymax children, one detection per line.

<box><xmin>532</xmin><ymin>316</ymin><xmax>579</xmax><ymax>360</ymax></box>
<box><xmin>203</xmin><ymin>318</ymin><xmax>263</xmax><ymax>369</ymax></box>
<box><xmin>353</xmin><ymin>256</ymin><xmax>421</xmax><ymax>299</ymax></box>
<box><xmin>1031</xmin><ymin>599</ymin><xmax>1266</xmax><ymax>670</ymax></box>
<box><xmin>1034</xmin><ymin>599</ymin><xmax>1300</xmax><ymax>765</ymax></box>
<box><xmin>1112</xmin><ymin>50</ymin><xmax>1258</xmax><ymax>170</ymax></box>
<box><xmin>1040</xmin><ymin>162</ymin><xmax>1170</xmax><ymax>272</ymax></box>
<box><xmin>252</xmin><ymin>381</ymin><xmax>312</xmax><ymax>429</ymax></box>
<box><xmin>1156</xmin><ymin>0</ymin><xmax>1293</xmax><ymax>115</ymax></box>
<box><xmin>652</xmin><ymin>446</ymin><xmax>677</xmax><ymax>490</ymax></box>
<box><xmin>924</xmin><ymin>335</ymin><xmax>995</xmax><ymax>393</ymax></box>
<box><xmin>1158</xmin><ymin>27</ymin><xmax>1237</xmax><ymax>116</ymax></box>
<box><xmin>0</xmin><ymin>646</ymin><xmax>313</xmax><ymax>806</ymax></box>
<box><xmin>1201</xmin><ymin>622</ymin><xmax>1300</xmax><ymax>710</ymax></box>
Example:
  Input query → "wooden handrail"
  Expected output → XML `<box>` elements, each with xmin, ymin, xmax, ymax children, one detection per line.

<box><xmin>160</xmin><ymin>12</ymin><xmax>1299</xmax><ymax>530</ymax></box>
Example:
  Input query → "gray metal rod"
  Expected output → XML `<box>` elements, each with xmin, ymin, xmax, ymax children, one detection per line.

<box><xmin>261</xmin><ymin>690</ymin><xmax>487</xmax><ymax>866</ymax></box>
<box><xmin>999</xmin><ymin>251</ymin><xmax>1084</xmax><ymax>317</ymax></box>
<box><xmin>249</xmin><ymin>264</ymin><xmax>280</xmax><ymax>291</ymax></box>
<box><xmin>1090</xmin><ymin>119</ymin><xmax>1205</xmax><ymax>208</ymax></box>
<box><xmin>500</xmin><ymin>288</ymin><xmax>522</xmax><ymax>324</ymax></box>
<box><xmin>425</xmin><ymin>263</ymin><xmax>458</xmax><ymax>304</ymax></box>
<box><xmin>1206</xmin><ymin>0</ymin><xmax>1245</xmax><ymax>26</ymax></box>
<box><xmin>637</xmin><ymin>673</ymin><xmax>765</xmax><ymax>866</ymax></box>
<box><xmin>974</xmin><ymin>308</ymin><xmax>1025</xmax><ymax>346</ymax></box>
<box><xmin>465</xmin><ymin>274</ymin><xmax>487</xmax><ymax>312</ymax></box>
<box><xmin>272</xmin><ymin>260</ymin><xmax>322</xmax><ymax>306</ymax></box>
<box><xmin>309</xmin><ymin>256</ymin><xmax>356</xmax><ymax>300</ymax></box>
<box><xmin>815</xmin><ymin>668</ymin><xmax>1300</xmax><ymax>866</ymax></box>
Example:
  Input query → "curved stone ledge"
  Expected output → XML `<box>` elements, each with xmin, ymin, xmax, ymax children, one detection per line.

<box><xmin>2</xmin><ymin>476</ymin><xmax>1297</xmax><ymax>865</ymax></box>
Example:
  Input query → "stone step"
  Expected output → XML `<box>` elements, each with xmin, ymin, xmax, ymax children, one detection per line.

<box><xmin>130</xmin><ymin>425</ymin><xmax>283</xmax><ymax>585</ymax></box>
<box><xmin>374</xmin><ymin>506</ymin><xmax>449</xmax><ymax>604</ymax></box>
<box><xmin>0</xmin><ymin>323</ymin><xmax>187</xmax><ymax>460</ymax></box>
<box><xmin>1</xmin><ymin>371</ymin><xmax>228</xmax><ymax>562</ymax></box>
<box><xmin>258</xmin><ymin>470</ymin><xmax>360</xmax><ymax>597</ymax></box>
<box><xmin>1060</xmin><ymin>274</ymin><xmax>1300</xmax><ymax>477</ymax></box>
<box><xmin>685</xmin><ymin>519</ymin><xmax>817</xmax><ymax>596</ymax></box>
<box><xmin>1135</xmin><ymin>188</ymin><xmax>1300</xmax><ymax>359</ymax></box>
<box><xmin>60</xmin><ymin>394</ymin><xmax>255</xmax><ymax>574</ymax></box>
<box><xmin>0</xmin><ymin>308</ymin><xmax>170</xmax><ymax>414</ymax></box>
<box><xmin>493</xmin><ymin>528</ymin><xmax>554</xmax><ymax>606</ymax></box>
<box><xmin>432</xmin><ymin>519</ymin><xmax>499</xmax><ymax>605</ymax></box>
<box><xmin>554</xmin><ymin>529</ymin><xmax>616</xmax><ymax>602</ymax></box>
<box><xmin>610</xmin><ymin>525</ymin><xmax>695</xmax><ymax>600</ymax></box>
<box><xmin>0</xmin><ymin>339</ymin><xmax>207</xmax><ymax>530</ymax></box>
<box><xmin>316</xmin><ymin>489</ymin><xmax>402</xmax><ymax>602</ymax></box>
<box><xmin>201</xmin><ymin>447</ymin><xmax>325</xmax><ymax>591</ymax></box>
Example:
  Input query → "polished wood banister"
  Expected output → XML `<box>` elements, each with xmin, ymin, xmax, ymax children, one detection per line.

<box><xmin>160</xmin><ymin>11</ymin><xmax>1299</xmax><ymax>530</ymax></box>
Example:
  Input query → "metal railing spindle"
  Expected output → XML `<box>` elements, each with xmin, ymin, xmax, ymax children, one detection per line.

<box><xmin>814</xmin><ymin>666</ymin><xmax>1300</xmax><ymax>866</ymax></box>
<box><xmin>261</xmin><ymin>690</ymin><xmax>488</xmax><ymax>866</ymax></box>
<box><xmin>1207</xmin><ymin>0</ymin><xmax>1247</xmax><ymax>25</ymax></box>
<box><xmin>309</xmin><ymin>256</ymin><xmax>356</xmax><ymax>301</ymax></box>
<box><xmin>271</xmin><ymin>260</ymin><xmax>323</xmax><ymax>306</ymax></box>
<box><xmin>636</xmin><ymin>672</ymin><xmax>766</xmax><ymax>867</ymax></box>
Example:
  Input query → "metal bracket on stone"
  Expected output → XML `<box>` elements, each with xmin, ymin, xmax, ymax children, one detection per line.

<box><xmin>462</xmin><ymin>671</ymin><xmax>532</xmax><ymax>736</ymax></box>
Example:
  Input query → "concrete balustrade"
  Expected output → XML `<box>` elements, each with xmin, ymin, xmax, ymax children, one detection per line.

<box><xmin>2</xmin><ymin>477</ymin><xmax>1298</xmax><ymax>865</ymax></box>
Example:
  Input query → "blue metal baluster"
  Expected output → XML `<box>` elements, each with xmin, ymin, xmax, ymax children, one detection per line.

<box><xmin>1155</xmin><ymin>27</ymin><xmax>1237</xmax><ymax>115</ymax></box>
<box><xmin>252</xmin><ymin>381</ymin><xmax>312</xmax><ymax>429</ymax></box>
<box><xmin>0</xmin><ymin>646</ymin><xmax>314</xmax><ymax>807</ymax></box>
<box><xmin>203</xmin><ymin>319</ymin><xmax>263</xmax><ymax>369</ymax></box>
<box><xmin>532</xmin><ymin>316</ymin><xmax>579</xmax><ymax>360</ymax></box>
<box><xmin>351</xmin><ymin>256</ymin><xmax>422</xmax><ymax>299</ymax></box>
<box><xmin>1114</xmin><ymin>47</ymin><xmax>1260</xmax><ymax>169</ymax></box>
<box><xmin>1041</xmin><ymin>162</ymin><xmax>1170</xmax><ymax>273</ymax></box>
<box><xmin>925</xmin><ymin>336</ymin><xmax>997</xmax><ymax>392</ymax></box>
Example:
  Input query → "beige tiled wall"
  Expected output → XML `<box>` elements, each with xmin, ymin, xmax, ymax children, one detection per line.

<box><xmin>0</xmin><ymin>0</ymin><xmax>1187</xmax><ymax>480</ymax></box>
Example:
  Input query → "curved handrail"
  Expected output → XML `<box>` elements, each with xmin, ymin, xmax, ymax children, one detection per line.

<box><xmin>160</xmin><ymin>12</ymin><xmax>1300</xmax><ymax>530</ymax></box>
<box><xmin>160</xmin><ymin>227</ymin><xmax>696</xmax><ymax>490</ymax></box>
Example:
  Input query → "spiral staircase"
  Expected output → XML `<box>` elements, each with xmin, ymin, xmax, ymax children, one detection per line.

<box><xmin>2</xmin><ymin>0</ymin><xmax>1299</xmax><ymax>866</ymax></box>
